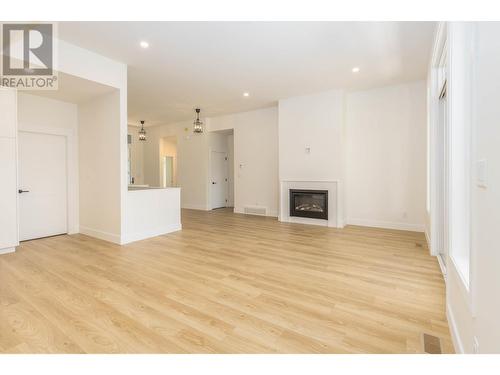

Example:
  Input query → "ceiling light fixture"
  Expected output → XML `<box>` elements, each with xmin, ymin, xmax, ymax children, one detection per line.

<box><xmin>352</xmin><ymin>67</ymin><xmax>360</xmax><ymax>73</ymax></box>
<box><xmin>140</xmin><ymin>41</ymin><xmax>149</xmax><ymax>49</ymax></box>
<box><xmin>193</xmin><ymin>108</ymin><xmax>203</xmax><ymax>134</ymax></box>
<box><xmin>243</xmin><ymin>92</ymin><xmax>250</xmax><ymax>97</ymax></box>
<box><xmin>138</xmin><ymin>120</ymin><xmax>147</xmax><ymax>141</ymax></box>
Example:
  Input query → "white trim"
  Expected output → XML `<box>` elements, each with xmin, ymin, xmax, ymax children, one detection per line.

<box><xmin>449</xmin><ymin>256</ymin><xmax>474</xmax><ymax>313</ymax></box>
<box><xmin>233</xmin><ymin>207</ymin><xmax>278</xmax><ymax>217</ymax></box>
<box><xmin>346</xmin><ymin>218</ymin><xmax>425</xmax><ymax>232</ymax></box>
<box><xmin>181</xmin><ymin>204</ymin><xmax>210</xmax><ymax>211</ymax></box>
<box><xmin>0</xmin><ymin>247</ymin><xmax>16</xmax><ymax>255</ymax></box>
<box><xmin>429</xmin><ymin>22</ymin><xmax>448</xmax><ymax>258</ymax></box>
<box><xmin>447</xmin><ymin>302</ymin><xmax>465</xmax><ymax>354</ymax></box>
<box><xmin>424</xmin><ymin>229</ymin><xmax>431</xmax><ymax>248</ymax></box>
<box><xmin>447</xmin><ymin>22</ymin><xmax>474</xmax><ymax>299</ymax></box>
<box><xmin>79</xmin><ymin>225</ymin><xmax>121</xmax><ymax>245</ymax></box>
<box><xmin>437</xmin><ymin>254</ymin><xmax>447</xmax><ymax>278</ymax></box>
<box><xmin>279</xmin><ymin>180</ymin><xmax>341</xmax><ymax>228</ymax></box>
<box><xmin>122</xmin><ymin>223</ymin><xmax>182</xmax><ymax>244</ymax></box>
<box><xmin>287</xmin><ymin>216</ymin><xmax>328</xmax><ymax>227</ymax></box>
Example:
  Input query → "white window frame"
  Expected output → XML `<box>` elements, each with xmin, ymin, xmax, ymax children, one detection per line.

<box><xmin>429</xmin><ymin>22</ymin><xmax>474</xmax><ymax>304</ymax></box>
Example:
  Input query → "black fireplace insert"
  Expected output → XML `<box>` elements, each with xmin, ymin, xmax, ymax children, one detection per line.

<box><xmin>289</xmin><ymin>189</ymin><xmax>328</xmax><ymax>220</ymax></box>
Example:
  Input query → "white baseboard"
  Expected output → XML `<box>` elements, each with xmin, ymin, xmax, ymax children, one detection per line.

<box><xmin>234</xmin><ymin>207</ymin><xmax>278</xmax><ymax>217</ymax></box>
<box><xmin>337</xmin><ymin>218</ymin><xmax>346</xmax><ymax>229</ymax></box>
<box><xmin>68</xmin><ymin>226</ymin><xmax>80</xmax><ymax>235</ymax></box>
<box><xmin>447</xmin><ymin>302</ymin><xmax>465</xmax><ymax>354</ymax></box>
<box><xmin>181</xmin><ymin>204</ymin><xmax>209</xmax><ymax>211</ymax></box>
<box><xmin>282</xmin><ymin>216</ymin><xmax>329</xmax><ymax>227</ymax></box>
<box><xmin>346</xmin><ymin>218</ymin><xmax>425</xmax><ymax>232</ymax></box>
<box><xmin>121</xmin><ymin>223</ymin><xmax>182</xmax><ymax>244</ymax></box>
<box><xmin>0</xmin><ymin>247</ymin><xmax>16</xmax><ymax>255</ymax></box>
<box><xmin>425</xmin><ymin>229</ymin><xmax>431</xmax><ymax>249</ymax></box>
<box><xmin>79</xmin><ymin>226</ymin><xmax>122</xmax><ymax>244</ymax></box>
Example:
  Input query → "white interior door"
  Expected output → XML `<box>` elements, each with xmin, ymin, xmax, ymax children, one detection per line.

<box><xmin>210</xmin><ymin>151</ymin><xmax>228</xmax><ymax>209</ymax></box>
<box><xmin>18</xmin><ymin>131</ymin><xmax>68</xmax><ymax>241</ymax></box>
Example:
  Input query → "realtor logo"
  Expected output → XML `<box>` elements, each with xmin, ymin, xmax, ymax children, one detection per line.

<box><xmin>1</xmin><ymin>22</ymin><xmax>58</xmax><ymax>89</ymax></box>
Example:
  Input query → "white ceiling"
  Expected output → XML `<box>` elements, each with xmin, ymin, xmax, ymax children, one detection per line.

<box><xmin>27</xmin><ymin>72</ymin><xmax>116</xmax><ymax>104</ymax></box>
<box><xmin>59</xmin><ymin>22</ymin><xmax>436</xmax><ymax>126</ymax></box>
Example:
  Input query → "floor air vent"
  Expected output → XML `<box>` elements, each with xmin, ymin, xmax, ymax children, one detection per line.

<box><xmin>244</xmin><ymin>206</ymin><xmax>267</xmax><ymax>216</ymax></box>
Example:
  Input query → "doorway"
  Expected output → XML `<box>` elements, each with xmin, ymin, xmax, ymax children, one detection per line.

<box><xmin>18</xmin><ymin>131</ymin><xmax>68</xmax><ymax>241</ymax></box>
<box><xmin>159</xmin><ymin>136</ymin><xmax>177</xmax><ymax>188</ymax></box>
<box><xmin>210</xmin><ymin>151</ymin><xmax>228</xmax><ymax>209</ymax></box>
<box><xmin>162</xmin><ymin>156</ymin><xmax>174</xmax><ymax>187</ymax></box>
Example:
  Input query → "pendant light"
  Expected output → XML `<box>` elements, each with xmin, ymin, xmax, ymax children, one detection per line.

<box><xmin>193</xmin><ymin>108</ymin><xmax>203</xmax><ymax>133</ymax></box>
<box><xmin>138</xmin><ymin>120</ymin><xmax>146</xmax><ymax>141</ymax></box>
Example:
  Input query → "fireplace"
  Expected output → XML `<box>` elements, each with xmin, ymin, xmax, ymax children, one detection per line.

<box><xmin>289</xmin><ymin>189</ymin><xmax>328</xmax><ymax>220</ymax></box>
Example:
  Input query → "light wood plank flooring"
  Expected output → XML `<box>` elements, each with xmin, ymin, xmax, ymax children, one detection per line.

<box><xmin>0</xmin><ymin>208</ymin><xmax>453</xmax><ymax>353</ymax></box>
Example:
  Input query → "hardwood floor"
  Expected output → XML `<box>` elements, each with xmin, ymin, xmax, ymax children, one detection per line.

<box><xmin>0</xmin><ymin>208</ymin><xmax>453</xmax><ymax>353</ymax></box>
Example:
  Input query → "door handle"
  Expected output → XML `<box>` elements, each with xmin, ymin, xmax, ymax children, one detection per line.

<box><xmin>18</xmin><ymin>189</ymin><xmax>30</xmax><ymax>194</ymax></box>
<box><xmin>212</xmin><ymin>182</ymin><xmax>216</xmax><ymax>185</ymax></box>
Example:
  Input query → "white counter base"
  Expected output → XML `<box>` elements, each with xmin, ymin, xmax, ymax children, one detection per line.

<box><xmin>123</xmin><ymin>187</ymin><xmax>181</xmax><ymax>244</ymax></box>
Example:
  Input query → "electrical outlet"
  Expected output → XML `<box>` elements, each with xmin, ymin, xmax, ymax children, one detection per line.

<box><xmin>473</xmin><ymin>337</ymin><xmax>479</xmax><ymax>354</ymax></box>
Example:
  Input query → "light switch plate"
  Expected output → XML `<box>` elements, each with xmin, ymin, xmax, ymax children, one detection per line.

<box><xmin>476</xmin><ymin>159</ymin><xmax>487</xmax><ymax>188</ymax></box>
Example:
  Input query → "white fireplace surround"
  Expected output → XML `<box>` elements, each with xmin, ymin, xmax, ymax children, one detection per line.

<box><xmin>279</xmin><ymin>180</ymin><xmax>343</xmax><ymax>228</ymax></box>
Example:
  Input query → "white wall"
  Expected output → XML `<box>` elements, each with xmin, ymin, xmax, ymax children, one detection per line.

<box><xmin>0</xmin><ymin>38</ymin><xmax>128</xmax><ymax>247</ymax></box>
<box><xmin>128</xmin><ymin>125</ymin><xmax>144</xmax><ymax>185</ymax></box>
<box><xmin>443</xmin><ymin>22</ymin><xmax>500</xmax><ymax>354</ymax></box>
<box><xmin>345</xmin><ymin>81</ymin><xmax>427</xmax><ymax>231</ymax></box>
<box><xmin>210</xmin><ymin>107</ymin><xmax>279</xmax><ymax>216</ymax></box>
<box><xmin>279</xmin><ymin>90</ymin><xmax>345</xmax><ymax>181</ymax></box>
<box><xmin>58</xmin><ymin>38</ymin><xmax>129</xmax><ymax>244</ymax></box>
<box><xmin>143</xmin><ymin>108</ymin><xmax>278</xmax><ymax>215</ymax></box>
<box><xmin>0</xmin><ymin>87</ymin><xmax>18</xmax><ymax>254</ymax></box>
<box><xmin>278</xmin><ymin>90</ymin><xmax>345</xmax><ymax>225</ymax></box>
<box><xmin>17</xmin><ymin>93</ymin><xmax>80</xmax><ymax>234</ymax></box>
<box><xmin>78</xmin><ymin>90</ymin><xmax>122</xmax><ymax>243</ymax></box>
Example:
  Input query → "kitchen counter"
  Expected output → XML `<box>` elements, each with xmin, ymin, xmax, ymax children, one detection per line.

<box><xmin>128</xmin><ymin>185</ymin><xmax>177</xmax><ymax>191</ymax></box>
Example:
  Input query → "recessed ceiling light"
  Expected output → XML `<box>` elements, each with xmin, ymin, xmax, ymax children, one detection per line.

<box><xmin>352</xmin><ymin>67</ymin><xmax>360</xmax><ymax>73</ymax></box>
<box><xmin>243</xmin><ymin>92</ymin><xmax>250</xmax><ymax>97</ymax></box>
<box><xmin>140</xmin><ymin>41</ymin><xmax>149</xmax><ymax>49</ymax></box>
